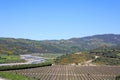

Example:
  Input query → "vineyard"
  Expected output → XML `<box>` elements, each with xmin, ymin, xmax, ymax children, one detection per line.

<box><xmin>8</xmin><ymin>65</ymin><xmax>120</xmax><ymax>80</ymax></box>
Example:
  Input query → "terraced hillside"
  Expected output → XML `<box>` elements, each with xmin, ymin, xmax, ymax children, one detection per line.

<box><xmin>8</xmin><ymin>65</ymin><xmax>120</xmax><ymax>80</ymax></box>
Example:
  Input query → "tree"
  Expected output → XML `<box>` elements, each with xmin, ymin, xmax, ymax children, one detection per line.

<box><xmin>116</xmin><ymin>75</ymin><xmax>120</xmax><ymax>80</ymax></box>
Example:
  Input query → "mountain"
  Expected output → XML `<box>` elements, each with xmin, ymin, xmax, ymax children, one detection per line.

<box><xmin>67</xmin><ymin>34</ymin><xmax>120</xmax><ymax>50</ymax></box>
<box><xmin>0</xmin><ymin>34</ymin><xmax>120</xmax><ymax>54</ymax></box>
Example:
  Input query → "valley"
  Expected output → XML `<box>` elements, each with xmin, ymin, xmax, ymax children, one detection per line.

<box><xmin>0</xmin><ymin>34</ymin><xmax>120</xmax><ymax>80</ymax></box>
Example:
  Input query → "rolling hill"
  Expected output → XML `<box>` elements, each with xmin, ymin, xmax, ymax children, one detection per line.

<box><xmin>0</xmin><ymin>34</ymin><xmax>120</xmax><ymax>54</ymax></box>
<box><xmin>55</xmin><ymin>46</ymin><xmax>120</xmax><ymax>65</ymax></box>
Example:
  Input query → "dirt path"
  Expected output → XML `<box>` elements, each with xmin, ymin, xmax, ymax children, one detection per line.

<box><xmin>83</xmin><ymin>56</ymin><xmax>99</xmax><ymax>66</ymax></box>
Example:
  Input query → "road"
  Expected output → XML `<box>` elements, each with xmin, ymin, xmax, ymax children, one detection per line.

<box><xmin>0</xmin><ymin>54</ymin><xmax>45</xmax><ymax>66</ymax></box>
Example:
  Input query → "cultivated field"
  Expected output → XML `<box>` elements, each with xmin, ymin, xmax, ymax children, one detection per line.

<box><xmin>9</xmin><ymin>65</ymin><xmax>120</xmax><ymax>80</ymax></box>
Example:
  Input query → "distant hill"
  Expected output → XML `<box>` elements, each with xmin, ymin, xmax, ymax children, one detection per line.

<box><xmin>67</xmin><ymin>34</ymin><xmax>120</xmax><ymax>50</ymax></box>
<box><xmin>0</xmin><ymin>34</ymin><xmax>120</xmax><ymax>54</ymax></box>
<box><xmin>55</xmin><ymin>47</ymin><xmax>120</xmax><ymax>65</ymax></box>
<box><xmin>89</xmin><ymin>46</ymin><xmax>120</xmax><ymax>65</ymax></box>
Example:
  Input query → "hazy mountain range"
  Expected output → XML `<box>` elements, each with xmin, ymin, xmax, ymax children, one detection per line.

<box><xmin>0</xmin><ymin>34</ymin><xmax>120</xmax><ymax>54</ymax></box>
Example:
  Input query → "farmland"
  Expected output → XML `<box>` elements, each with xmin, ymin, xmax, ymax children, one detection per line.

<box><xmin>8</xmin><ymin>65</ymin><xmax>120</xmax><ymax>80</ymax></box>
<box><xmin>0</xmin><ymin>54</ymin><xmax>25</xmax><ymax>64</ymax></box>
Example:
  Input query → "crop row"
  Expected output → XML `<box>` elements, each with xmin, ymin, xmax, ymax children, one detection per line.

<box><xmin>8</xmin><ymin>65</ymin><xmax>120</xmax><ymax>80</ymax></box>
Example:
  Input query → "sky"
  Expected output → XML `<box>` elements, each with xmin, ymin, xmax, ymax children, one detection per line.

<box><xmin>0</xmin><ymin>0</ymin><xmax>120</xmax><ymax>40</ymax></box>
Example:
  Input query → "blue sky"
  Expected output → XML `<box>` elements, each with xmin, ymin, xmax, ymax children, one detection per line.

<box><xmin>0</xmin><ymin>0</ymin><xmax>120</xmax><ymax>40</ymax></box>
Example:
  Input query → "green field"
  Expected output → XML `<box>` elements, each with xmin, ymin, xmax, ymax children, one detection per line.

<box><xmin>39</xmin><ymin>53</ymin><xmax>63</xmax><ymax>58</ymax></box>
<box><xmin>0</xmin><ymin>54</ymin><xmax>25</xmax><ymax>64</ymax></box>
<box><xmin>0</xmin><ymin>72</ymin><xmax>35</xmax><ymax>80</ymax></box>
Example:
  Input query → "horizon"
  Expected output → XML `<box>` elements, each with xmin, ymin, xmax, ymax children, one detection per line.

<box><xmin>0</xmin><ymin>33</ymin><xmax>120</xmax><ymax>41</ymax></box>
<box><xmin>0</xmin><ymin>0</ymin><xmax>120</xmax><ymax>40</ymax></box>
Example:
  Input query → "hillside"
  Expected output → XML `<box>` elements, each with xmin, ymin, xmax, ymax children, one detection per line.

<box><xmin>55</xmin><ymin>47</ymin><xmax>120</xmax><ymax>65</ymax></box>
<box><xmin>54</xmin><ymin>52</ymin><xmax>95</xmax><ymax>65</ymax></box>
<box><xmin>0</xmin><ymin>34</ymin><xmax>120</xmax><ymax>54</ymax></box>
<box><xmin>90</xmin><ymin>46</ymin><xmax>120</xmax><ymax>65</ymax></box>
